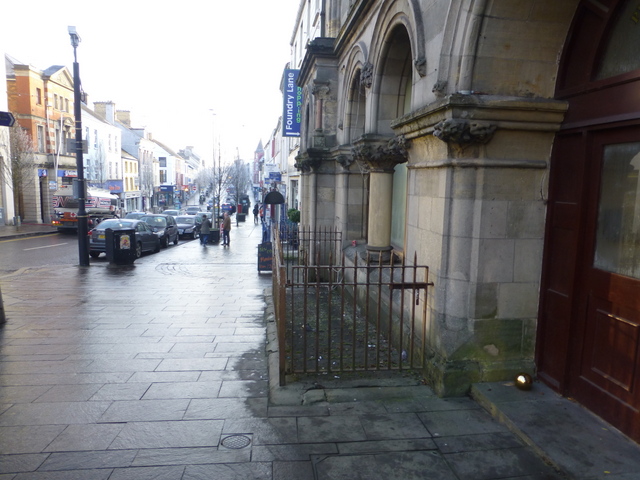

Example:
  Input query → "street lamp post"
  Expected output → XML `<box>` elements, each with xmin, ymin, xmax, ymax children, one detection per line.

<box><xmin>210</xmin><ymin>110</ymin><xmax>218</xmax><ymax>224</ymax></box>
<box><xmin>68</xmin><ymin>26</ymin><xmax>89</xmax><ymax>266</ymax></box>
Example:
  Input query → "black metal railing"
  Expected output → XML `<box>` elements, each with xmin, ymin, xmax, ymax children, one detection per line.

<box><xmin>272</xmin><ymin>227</ymin><xmax>433</xmax><ymax>385</ymax></box>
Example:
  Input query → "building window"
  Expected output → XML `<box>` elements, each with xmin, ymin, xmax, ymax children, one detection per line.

<box><xmin>54</xmin><ymin>94</ymin><xmax>58</xmax><ymax>109</ymax></box>
<box><xmin>36</xmin><ymin>88</ymin><xmax>42</xmax><ymax>105</ymax></box>
<box><xmin>94</xmin><ymin>130</ymin><xmax>98</xmax><ymax>147</ymax></box>
<box><xmin>65</xmin><ymin>99</ymin><xmax>69</xmax><ymax>112</ymax></box>
<box><xmin>37</xmin><ymin>125</ymin><xmax>45</xmax><ymax>152</ymax></box>
<box><xmin>108</xmin><ymin>134</ymin><xmax>112</xmax><ymax>152</ymax></box>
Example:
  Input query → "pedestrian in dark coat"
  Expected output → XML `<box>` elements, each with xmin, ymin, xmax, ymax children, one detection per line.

<box><xmin>222</xmin><ymin>212</ymin><xmax>231</xmax><ymax>246</ymax></box>
<box><xmin>199</xmin><ymin>214</ymin><xmax>211</xmax><ymax>246</ymax></box>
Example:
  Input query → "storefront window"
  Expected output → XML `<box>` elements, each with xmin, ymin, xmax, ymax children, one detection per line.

<box><xmin>594</xmin><ymin>142</ymin><xmax>640</xmax><ymax>279</ymax></box>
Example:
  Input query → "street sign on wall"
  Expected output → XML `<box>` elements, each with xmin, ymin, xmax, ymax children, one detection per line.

<box><xmin>282</xmin><ymin>69</ymin><xmax>301</xmax><ymax>137</ymax></box>
<box><xmin>0</xmin><ymin>111</ymin><xmax>15</xmax><ymax>127</ymax></box>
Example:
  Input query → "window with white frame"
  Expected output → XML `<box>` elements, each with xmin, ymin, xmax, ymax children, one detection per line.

<box><xmin>37</xmin><ymin>125</ymin><xmax>45</xmax><ymax>152</ymax></box>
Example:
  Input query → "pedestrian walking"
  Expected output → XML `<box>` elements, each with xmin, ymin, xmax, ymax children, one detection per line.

<box><xmin>199</xmin><ymin>213</ymin><xmax>211</xmax><ymax>246</ymax></box>
<box><xmin>253</xmin><ymin>204</ymin><xmax>259</xmax><ymax>224</ymax></box>
<box><xmin>222</xmin><ymin>212</ymin><xmax>231</xmax><ymax>246</ymax></box>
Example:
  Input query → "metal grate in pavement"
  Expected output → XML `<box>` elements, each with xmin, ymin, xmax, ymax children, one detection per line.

<box><xmin>221</xmin><ymin>434</ymin><xmax>252</xmax><ymax>449</ymax></box>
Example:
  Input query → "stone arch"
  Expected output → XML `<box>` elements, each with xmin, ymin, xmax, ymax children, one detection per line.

<box><xmin>356</xmin><ymin>6</ymin><xmax>415</xmax><ymax>252</ymax></box>
<box><xmin>436</xmin><ymin>0</ymin><xmax>578</xmax><ymax>97</ymax></box>
<box><xmin>372</xmin><ymin>22</ymin><xmax>414</xmax><ymax>134</ymax></box>
<box><xmin>345</xmin><ymin>69</ymin><xmax>367</xmax><ymax>143</ymax></box>
<box><xmin>341</xmin><ymin>43</ymin><xmax>369</xmax><ymax>144</ymax></box>
<box><xmin>367</xmin><ymin>1</ymin><xmax>420</xmax><ymax>134</ymax></box>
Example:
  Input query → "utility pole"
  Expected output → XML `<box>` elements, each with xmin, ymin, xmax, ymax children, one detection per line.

<box><xmin>69</xmin><ymin>26</ymin><xmax>89</xmax><ymax>266</ymax></box>
<box><xmin>0</xmin><ymin>284</ymin><xmax>5</xmax><ymax>324</ymax></box>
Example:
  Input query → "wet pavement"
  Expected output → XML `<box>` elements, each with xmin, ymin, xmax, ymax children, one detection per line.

<box><xmin>1</xmin><ymin>221</ymin><xmax>640</xmax><ymax>479</ymax></box>
<box><xmin>0</xmin><ymin>223</ymin><xmax>57</xmax><ymax>241</ymax></box>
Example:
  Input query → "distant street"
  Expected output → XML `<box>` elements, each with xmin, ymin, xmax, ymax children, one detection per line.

<box><xmin>0</xmin><ymin>230</ymin><xmax>199</xmax><ymax>277</ymax></box>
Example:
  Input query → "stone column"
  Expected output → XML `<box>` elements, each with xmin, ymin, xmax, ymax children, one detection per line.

<box><xmin>391</xmin><ymin>94</ymin><xmax>568</xmax><ymax>395</ymax></box>
<box><xmin>294</xmin><ymin>155</ymin><xmax>321</xmax><ymax>229</ymax></box>
<box><xmin>335</xmin><ymin>153</ymin><xmax>354</xmax><ymax>245</ymax></box>
<box><xmin>352</xmin><ymin>135</ymin><xmax>408</xmax><ymax>255</ymax></box>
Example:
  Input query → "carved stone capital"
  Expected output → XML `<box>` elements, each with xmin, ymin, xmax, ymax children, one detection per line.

<box><xmin>361</xmin><ymin>62</ymin><xmax>374</xmax><ymax>89</ymax></box>
<box><xmin>336</xmin><ymin>154</ymin><xmax>355</xmax><ymax>170</ymax></box>
<box><xmin>352</xmin><ymin>135</ymin><xmax>409</xmax><ymax>173</ymax></box>
<box><xmin>294</xmin><ymin>155</ymin><xmax>322</xmax><ymax>173</ymax></box>
<box><xmin>311</xmin><ymin>83</ymin><xmax>330</xmax><ymax>98</ymax></box>
<box><xmin>432</xmin><ymin>80</ymin><xmax>447</xmax><ymax>98</ymax></box>
<box><xmin>433</xmin><ymin>119</ymin><xmax>497</xmax><ymax>146</ymax></box>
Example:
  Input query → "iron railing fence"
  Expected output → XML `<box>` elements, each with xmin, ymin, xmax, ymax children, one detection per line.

<box><xmin>272</xmin><ymin>227</ymin><xmax>433</xmax><ymax>385</ymax></box>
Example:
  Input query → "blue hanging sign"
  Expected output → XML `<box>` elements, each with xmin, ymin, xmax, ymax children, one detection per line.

<box><xmin>283</xmin><ymin>69</ymin><xmax>302</xmax><ymax>137</ymax></box>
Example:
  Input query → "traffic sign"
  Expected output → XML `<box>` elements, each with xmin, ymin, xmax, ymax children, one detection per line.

<box><xmin>0</xmin><ymin>111</ymin><xmax>15</xmax><ymax>127</ymax></box>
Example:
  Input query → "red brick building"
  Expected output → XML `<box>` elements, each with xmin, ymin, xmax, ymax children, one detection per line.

<box><xmin>6</xmin><ymin>55</ymin><xmax>76</xmax><ymax>222</ymax></box>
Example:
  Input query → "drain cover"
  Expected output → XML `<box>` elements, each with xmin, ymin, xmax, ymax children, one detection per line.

<box><xmin>221</xmin><ymin>434</ymin><xmax>251</xmax><ymax>449</ymax></box>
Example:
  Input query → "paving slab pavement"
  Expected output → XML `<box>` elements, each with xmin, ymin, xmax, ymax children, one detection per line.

<box><xmin>0</xmin><ymin>220</ymin><xmax>639</xmax><ymax>479</ymax></box>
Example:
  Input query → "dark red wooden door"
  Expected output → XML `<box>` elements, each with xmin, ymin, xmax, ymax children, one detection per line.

<box><xmin>537</xmin><ymin>0</ymin><xmax>640</xmax><ymax>442</ymax></box>
<box><xmin>571</xmin><ymin>128</ymin><xmax>640</xmax><ymax>441</ymax></box>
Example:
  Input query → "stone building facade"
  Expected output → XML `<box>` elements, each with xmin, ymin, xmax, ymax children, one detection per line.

<box><xmin>293</xmin><ymin>0</ymin><xmax>640</xmax><ymax>442</ymax></box>
<box><xmin>6</xmin><ymin>56</ymin><xmax>76</xmax><ymax>223</ymax></box>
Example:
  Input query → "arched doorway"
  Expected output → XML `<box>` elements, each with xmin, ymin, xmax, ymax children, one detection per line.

<box><xmin>377</xmin><ymin>25</ymin><xmax>412</xmax><ymax>251</ymax></box>
<box><xmin>538</xmin><ymin>0</ymin><xmax>640</xmax><ymax>442</ymax></box>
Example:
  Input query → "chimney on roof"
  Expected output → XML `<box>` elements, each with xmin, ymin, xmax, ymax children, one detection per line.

<box><xmin>116</xmin><ymin>110</ymin><xmax>131</xmax><ymax>127</ymax></box>
<box><xmin>94</xmin><ymin>101</ymin><xmax>116</xmax><ymax>124</ymax></box>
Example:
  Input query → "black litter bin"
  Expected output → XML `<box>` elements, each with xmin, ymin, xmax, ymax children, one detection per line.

<box><xmin>105</xmin><ymin>228</ymin><xmax>137</xmax><ymax>264</ymax></box>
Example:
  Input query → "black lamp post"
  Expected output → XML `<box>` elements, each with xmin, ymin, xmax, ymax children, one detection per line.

<box><xmin>210</xmin><ymin>110</ymin><xmax>218</xmax><ymax>224</ymax></box>
<box><xmin>68</xmin><ymin>26</ymin><xmax>89</xmax><ymax>266</ymax></box>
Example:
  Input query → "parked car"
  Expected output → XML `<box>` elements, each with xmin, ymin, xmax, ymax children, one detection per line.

<box><xmin>162</xmin><ymin>209</ymin><xmax>179</xmax><ymax>217</ymax></box>
<box><xmin>124</xmin><ymin>211</ymin><xmax>147</xmax><ymax>219</ymax></box>
<box><xmin>140</xmin><ymin>214</ymin><xmax>179</xmax><ymax>248</ymax></box>
<box><xmin>89</xmin><ymin>219</ymin><xmax>160</xmax><ymax>259</ymax></box>
<box><xmin>175</xmin><ymin>215</ymin><xmax>200</xmax><ymax>239</ymax></box>
<box><xmin>185</xmin><ymin>205</ymin><xmax>202</xmax><ymax>215</ymax></box>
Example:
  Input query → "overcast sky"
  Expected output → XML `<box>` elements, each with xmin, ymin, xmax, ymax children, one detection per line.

<box><xmin>2</xmin><ymin>0</ymin><xmax>300</xmax><ymax>164</ymax></box>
